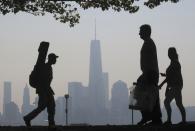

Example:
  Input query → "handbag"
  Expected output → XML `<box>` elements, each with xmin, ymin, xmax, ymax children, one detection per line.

<box><xmin>129</xmin><ymin>85</ymin><xmax>158</xmax><ymax>112</ymax></box>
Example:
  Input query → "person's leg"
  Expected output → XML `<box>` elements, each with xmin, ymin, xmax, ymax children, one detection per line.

<box><xmin>137</xmin><ymin>74</ymin><xmax>149</xmax><ymax>125</ymax></box>
<box><xmin>137</xmin><ymin>72</ymin><xmax>158</xmax><ymax>125</ymax></box>
<box><xmin>151</xmin><ymin>96</ymin><xmax>162</xmax><ymax>125</ymax></box>
<box><xmin>47</xmin><ymin>94</ymin><xmax>56</xmax><ymax>126</ymax></box>
<box><xmin>23</xmin><ymin>94</ymin><xmax>46</xmax><ymax>126</ymax></box>
<box><xmin>164</xmin><ymin>98</ymin><xmax>172</xmax><ymax>123</ymax></box>
<box><xmin>146</xmin><ymin>72</ymin><xmax>162</xmax><ymax>125</ymax></box>
<box><xmin>164</xmin><ymin>88</ymin><xmax>174</xmax><ymax>124</ymax></box>
<box><xmin>137</xmin><ymin>111</ymin><xmax>151</xmax><ymax>125</ymax></box>
<box><xmin>175</xmin><ymin>90</ymin><xmax>186</xmax><ymax>123</ymax></box>
<box><xmin>138</xmin><ymin>91</ymin><xmax>153</xmax><ymax>125</ymax></box>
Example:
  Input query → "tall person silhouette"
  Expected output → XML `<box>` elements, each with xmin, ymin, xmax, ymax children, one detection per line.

<box><xmin>23</xmin><ymin>53</ymin><xmax>58</xmax><ymax>127</ymax></box>
<box><xmin>136</xmin><ymin>24</ymin><xmax>162</xmax><ymax>125</ymax></box>
<box><xmin>160</xmin><ymin>47</ymin><xmax>186</xmax><ymax>125</ymax></box>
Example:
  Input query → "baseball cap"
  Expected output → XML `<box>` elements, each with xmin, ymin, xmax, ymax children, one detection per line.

<box><xmin>48</xmin><ymin>53</ymin><xmax>59</xmax><ymax>59</ymax></box>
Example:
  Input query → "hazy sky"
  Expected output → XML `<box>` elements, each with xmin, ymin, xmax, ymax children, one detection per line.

<box><xmin>0</xmin><ymin>0</ymin><xmax>195</xmax><ymax>112</ymax></box>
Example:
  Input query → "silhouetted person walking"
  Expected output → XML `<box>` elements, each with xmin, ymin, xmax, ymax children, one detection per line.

<box><xmin>136</xmin><ymin>24</ymin><xmax>162</xmax><ymax>125</ymax></box>
<box><xmin>23</xmin><ymin>53</ymin><xmax>58</xmax><ymax>127</ymax></box>
<box><xmin>160</xmin><ymin>47</ymin><xmax>186</xmax><ymax>125</ymax></box>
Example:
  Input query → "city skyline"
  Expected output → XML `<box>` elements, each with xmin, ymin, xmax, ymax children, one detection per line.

<box><xmin>1</xmin><ymin>30</ymin><xmax>195</xmax><ymax>125</ymax></box>
<box><xmin>0</xmin><ymin>0</ymin><xmax>195</xmax><ymax>114</ymax></box>
<box><xmin>1</xmin><ymin>80</ymin><xmax>195</xmax><ymax>125</ymax></box>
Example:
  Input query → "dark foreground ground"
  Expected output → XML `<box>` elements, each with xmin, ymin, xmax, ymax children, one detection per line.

<box><xmin>1</xmin><ymin>123</ymin><xmax>195</xmax><ymax>131</ymax></box>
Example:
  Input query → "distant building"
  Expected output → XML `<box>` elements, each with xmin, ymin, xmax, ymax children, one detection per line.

<box><xmin>102</xmin><ymin>72</ymin><xmax>109</xmax><ymax>110</ymax></box>
<box><xmin>111</xmin><ymin>80</ymin><xmax>130</xmax><ymax>125</ymax></box>
<box><xmin>88</xmin><ymin>39</ymin><xmax>109</xmax><ymax>124</ymax></box>
<box><xmin>55</xmin><ymin>96</ymin><xmax>65</xmax><ymax>125</ymax></box>
<box><xmin>68</xmin><ymin>82</ymin><xmax>89</xmax><ymax>124</ymax></box>
<box><xmin>21</xmin><ymin>84</ymin><xmax>32</xmax><ymax>116</ymax></box>
<box><xmin>89</xmin><ymin>40</ymin><xmax>104</xmax><ymax>111</ymax></box>
<box><xmin>4</xmin><ymin>102</ymin><xmax>21</xmax><ymax>125</ymax></box>
<box><xmin>3</xmin><ymin>81</ymin><xmax>12</xmax><ymax>117</ymax></box>
<box><xmin>161</xmin><ymin>103</ymin><xmax>195</xmax><ymax>124</ymax></box>
<box><xmin>0</xmin><ymin>112</ymin><xmax>2</xmax><ymax>122</ymax></box>
<box><xmin>65</xmin><ymin>23</ymin><xmax>110</xmax><ymax>125</ymax></box>
<box><xmin>185</xmin><ymin>106</ymin><xmax>195</xmax><ymax>122</ymax></box>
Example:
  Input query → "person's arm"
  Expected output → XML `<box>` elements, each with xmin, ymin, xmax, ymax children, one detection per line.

<box><xmin>158</xmin><ymin>78</ymin><xmax>167</xmax><ymax>89</ymax></box>
<box><xmin>158</xmin><ymin>72</ymin><xmax>167</xmax><ymax>89</ymax></box>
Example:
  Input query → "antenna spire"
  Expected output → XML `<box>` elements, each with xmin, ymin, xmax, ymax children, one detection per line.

<box><xmin>95</xmin><ymin>18</ymin><xmax>96</xmax><ymax>40</ymax></box>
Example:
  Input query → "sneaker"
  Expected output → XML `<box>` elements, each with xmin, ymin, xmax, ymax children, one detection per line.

<box><xmin>137</xmin><ymin>119</ymin><xmax>149</xmax><ymax>126</ymax></box>
<box><xmin>23</xmin><ymin>116</ymin><xmax>31</xmax><ymax>127</ymax></box>
<box><xmin>150</xmin><ymin>119</ymin><xmax>162</xmax><ymax>126</ymax></box>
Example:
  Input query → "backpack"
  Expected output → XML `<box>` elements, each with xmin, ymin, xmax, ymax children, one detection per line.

<box><xmin>29</xmin><ymin>66</ymin><xmax>40</xmax><ymax>88</ymax></box>
<box><xmin>29</xmin><ymin>70</ymin><xmax>37</xmax><ymax>88</ymax></box>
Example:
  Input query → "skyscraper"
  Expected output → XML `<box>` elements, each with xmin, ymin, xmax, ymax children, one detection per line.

<box><xmin>22</xmin><ymin>84</ymin><xmax>31</xmax><ymax>115</ymax></box>
<box><xmin>88</xmin><ymin>24</ymin><xmax>109</xmax><ymax>124</ymax></box>
<box><xmin>3</xmin><ymin>81</ymin><xmax>12</xmax><ymax>116</ymax></box>
<box><xmin>66</xmin><ymin>22</ymin><xmax>109</xmax><ymax>125</ymax></box>
<box><xmin>89</xmin><ymin>39</ymin><xmax>103</xmax><ymax>109</ymax></box>
<box><xmin>102</xmin><ymin>72</ymin><xmax>109</xmax><ymax>110</ymax></box>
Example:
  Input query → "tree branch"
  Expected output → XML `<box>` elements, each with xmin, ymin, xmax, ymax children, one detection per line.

<box><xmin>0</xmin><ymin>0</ymin><xmax>181</xmax><ymax>27</ymax></box>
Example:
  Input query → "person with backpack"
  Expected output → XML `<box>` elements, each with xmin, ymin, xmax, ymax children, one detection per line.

<box><xmin>159</xmin><ymin>47</ymin><xmax>186</xmax><ymax>125</ymax></box>
<box><xmin>23</xmin><ymin>43</ymin><xmax>58</xmax><ymax>127</ymax></box>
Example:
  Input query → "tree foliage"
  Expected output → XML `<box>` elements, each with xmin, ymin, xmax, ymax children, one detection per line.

<box><xmin>0</xmin><ymin>0</ymin><xmax>180</xmax><ymax>27</ymax></box>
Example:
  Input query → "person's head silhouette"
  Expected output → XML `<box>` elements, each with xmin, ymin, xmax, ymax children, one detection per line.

<box><xmin>139</xmin><ymin>24</ymin><xmax>151</xmax><ymax>40</ymax></box>
<box><xmin>48</xmin><ymin>53</ymin><xmax>59</xmax><ymax>65</ymax></box>
<box><xmin>168</xmin><ymin>47</ymin><xmax>178</xmax><ymax>61</ymax></box>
